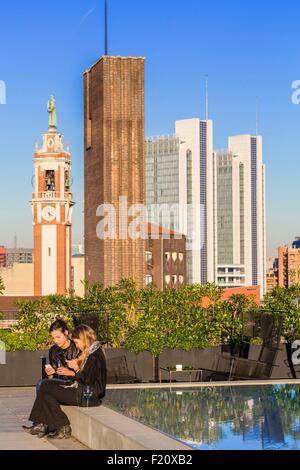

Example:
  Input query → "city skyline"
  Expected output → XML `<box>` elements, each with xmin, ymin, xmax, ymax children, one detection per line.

<box><xmin>0</xmin><ymin>0</ymin><xmax>299</xmax><ymax>255</ymax></box>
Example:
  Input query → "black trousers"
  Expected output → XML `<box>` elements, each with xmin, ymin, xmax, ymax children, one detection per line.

<box><xmin>29</xmin><ymin>379</ymin><xmax>79</xmax><ymax>430</ymax></box>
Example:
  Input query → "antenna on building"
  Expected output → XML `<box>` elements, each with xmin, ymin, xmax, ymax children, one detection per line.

<box><xmin>104</xmin><ymin>0</ymin><xmax>108</xmax><ymax>56</ymax></box>
<box><xmin>205</xmin><ymin>75</ymin><xmax>209</xmax><ymax>121</ymax></box>
<box><xmin>256</xmin><ymin>97</ymin><xmax>260</xmax><ymax>137</ymax></box>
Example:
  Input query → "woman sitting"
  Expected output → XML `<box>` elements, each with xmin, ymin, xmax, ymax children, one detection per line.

<box><xmin>23</xmin><ymin>324</ymin><xmax>107</xmax><ymax>439</ymax></box>
<box><xmin>42</xmin><ymin>318</ymin><xmax>78</xmax><ymax>385</ymax></box>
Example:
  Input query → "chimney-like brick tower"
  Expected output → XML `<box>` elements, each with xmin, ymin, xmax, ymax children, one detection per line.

<box><xmin>84</xmin><ymin>56</ymin><xmax>146</xmax><ymax>287</ymax></box>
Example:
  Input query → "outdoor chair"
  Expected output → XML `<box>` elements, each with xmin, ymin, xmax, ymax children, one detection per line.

<box><xmin>106</xmin><ymin>355</ymin><xmax>141</xmax><ymax>384</ymax></box>
<box><xmin>225</xmin><ymin>345</ymin><xmax>280</xmax><ymax>380</ymax></box>
<box><xmin>200</xmin><ymin>311</ymin><xmax>284</xmax><ymax>381</ymax></box>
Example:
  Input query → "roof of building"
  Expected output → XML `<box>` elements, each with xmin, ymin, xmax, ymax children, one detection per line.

<box><xmin>147</xmin><ymin>223</ymin><xmax>185</xmax><ymax>238</ymax></box>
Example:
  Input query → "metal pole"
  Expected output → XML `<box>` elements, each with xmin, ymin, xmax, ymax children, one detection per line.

<box><xmin>104</xmin><ymin>0</ymin><xmax>108</xmax><ymax>55</ymax></box>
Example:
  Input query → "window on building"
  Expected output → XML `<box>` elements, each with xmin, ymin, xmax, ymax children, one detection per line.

<box><xmin>45</xmin><ymin>170</ymin><xmax>55</xmax><ymax>192</ymax></box>
<box><xmin>172</xmin><ymin>252</ymin><xmax>178</xmax><ymax>262</ymax></box>
<box><xmin>145</xmin><ymin>275</ymin><xmax>153</xmax><ymax>285</ymax></box>
<box><xmin>179</xmin><ymin>275</ymin><xmax>184</xmax><ymax>284</ymax></box>
<box><xmin>65</xmin><ymin>171</ymin><xmax>70</xmax><ymax>192</ymax></box>
<box><xmin>178</xmin><ymin>252</ymin><xmax>184</xmax><ymax>262</ymax></box>
<box><xmin>165</xmin><ymin>252</ymin><xmax>171</xmax><ymax>262</ymax></box>
<box><xmin>145</xmin><ymin>251</ymin><xmax>153</xmax><ymax>262</ymax></box>
<box><xmin>165</xmin><ymin>275</ymin><xmax>171</xmax><ymax>285</ymax></box>
<box><xmin>172</xmin><ymin>275</ymin><xmax>177</xmax><ymax>284</ymax></box>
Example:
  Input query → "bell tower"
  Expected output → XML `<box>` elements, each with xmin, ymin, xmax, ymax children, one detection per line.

<box><xmin>32</xmin><ymin>97</ymin><xmax>74</xmax><ymax>296</ymax></box>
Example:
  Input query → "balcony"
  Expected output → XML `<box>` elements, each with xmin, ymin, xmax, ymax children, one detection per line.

<box><xmin>32</xmin><ymin>191</ymin><xmax>73</xmax><ymax>201</ymax></box>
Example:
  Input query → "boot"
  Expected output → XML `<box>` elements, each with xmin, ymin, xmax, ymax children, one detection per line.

<box><xmin>22</xmin><ymin>422</ymin><xmax>37</xmax><ymax>431</ymax></box>
<box><xmin>28</xmin><ymin>423</ymin><xmax>48</xmax><ymax>438</ymax></box>
<box><xmin>47</xmin><ymin>425</ymin><xmax>72</xmax><ymax>439</ymax></box>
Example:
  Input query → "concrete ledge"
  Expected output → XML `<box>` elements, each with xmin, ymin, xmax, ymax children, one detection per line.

<box><xmin>62</xmin><ymin>405</ymin><xmax>191</xmax><ymax>450</ymax></box>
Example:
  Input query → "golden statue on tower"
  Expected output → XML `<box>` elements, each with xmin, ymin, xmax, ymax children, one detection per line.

<box><xmin>47</xmin><ymin>95</ymin><xmax>56</xmax><ymax>128</ymax></box>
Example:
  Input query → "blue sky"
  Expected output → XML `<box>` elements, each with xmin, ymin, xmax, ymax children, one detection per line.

<box><xmin>0</xmin><ymin>0</ymin><xmax>299</xmax><ymax>255</ymax></box>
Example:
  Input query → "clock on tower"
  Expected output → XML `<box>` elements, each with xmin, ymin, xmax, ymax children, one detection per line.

<box><xmin>31</xmin><ymin>97</ymin><xmax>75</xmax><ymax>296</ymax></box>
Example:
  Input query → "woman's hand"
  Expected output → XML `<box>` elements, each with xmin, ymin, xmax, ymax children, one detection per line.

<box><xmin>45</xmin><ymin>366</ymin><xmax>55</xmax><ymax>376</ymax></box>
<box><xmin>66</xmin><ymin>359</ymin><xmax>79</xmax><ymax>372</ymax></box>
<box><xmin>56</xmin><ymin>367</ymin><xmax>75</xmax><ymax>377</ymax></box>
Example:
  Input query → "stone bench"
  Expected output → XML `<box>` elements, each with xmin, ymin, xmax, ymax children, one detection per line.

<box><xmin>62</xmin><ymin>405</ymin><xmax>191</xmax><ymax>450</ymax></box>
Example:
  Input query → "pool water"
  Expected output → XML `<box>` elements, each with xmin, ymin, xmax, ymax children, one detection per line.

<box><xmin>104</xmin><ymin>385</ymin><xmax>300</xmax><ymax>450</ymax></box>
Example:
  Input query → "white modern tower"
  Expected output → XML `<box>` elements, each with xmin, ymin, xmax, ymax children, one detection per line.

<box><xmin>214</xmin><ymin>151</ymin><xmax>246</xmax><ymax>288</ymax></box>
<box><xmin>227</xmin><ymin>135</ymin><xmax>266</xmax><ymax>295</ymax></box>
<box><xmin>146</xmin><ymin>118</ymin><xmax>215</xmax><ymax>285</ymax></box>
<box><xmin>176</xmin><ymin>119</ymin><xmax>214</xmax><ymax>284</ymax></box>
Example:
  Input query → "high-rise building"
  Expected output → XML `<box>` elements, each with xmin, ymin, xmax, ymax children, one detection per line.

<box><xmin>214</xmin><ymin>151</ymin><xmax>246</xmax><ymax>288</ymax></box>
<box><xmin>146</xmin><ymin>118</ymin><xmax>214</xmax><ymax>285</ymax></box>
<box><xmin>278</xmin><ymin>245</ymin><xmax>300</xmax><ymax>288</ymax></box>
<box><xmin>227</xmin><ymin>135</ymin><xmax>266</xmax><ymax>295</ymax></box>
<box><xmin>32</xmin><ymin>98</ymin><xmax>74</xmax><ymax>295</ymax></box>
<box><xmin>84</xmin><ymin>56</ymin><xmax>146</xmax><ymax>288</ymax></box>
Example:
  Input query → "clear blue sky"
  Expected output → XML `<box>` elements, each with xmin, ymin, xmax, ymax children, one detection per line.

<box><xmin>0</xmin><ymin>0</ymin><xmax>299</xmax><ymax>256</ymax></box>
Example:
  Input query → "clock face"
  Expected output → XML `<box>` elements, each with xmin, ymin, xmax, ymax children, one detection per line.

<box><xmin>42</xmin><ymin>206</ymin><xmax>56</xmax><ymax>222</ymax></box>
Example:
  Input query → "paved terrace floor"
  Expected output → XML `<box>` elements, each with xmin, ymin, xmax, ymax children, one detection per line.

<box><xmin>2</xmin><ymin>381</ymin><xmax>300</xmax><ymax>450</ymax></box>
<box><xmin>0</xmin><ymin>387</ymin><xmax>88</xmax><ymax>450</ymax></box>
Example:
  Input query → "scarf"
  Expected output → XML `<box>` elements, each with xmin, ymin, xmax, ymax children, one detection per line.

<box><xmin>80</xmin><ymin>340</ymin><xmax>101</xmax><ymax>371</ymax></box>
<box><xmin>63</xmin><ymin>341</ymin><xmax>101</xmax><ymax>389</ymax></box>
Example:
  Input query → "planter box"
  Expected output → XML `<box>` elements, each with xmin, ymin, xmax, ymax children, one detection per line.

<box><xmin>0</xmin><ymin>344</ymin><xmax>294</xmax><ymax>387</ymax></box>
<box><xmin>104</xmin><ymin>348</ymin><xmax>153</xmax><ymax>384</ymax></box>
<box><xmin>0</xmin><ymin>350</ymin><xmax>47</xmax><ymax>387</ymax></box>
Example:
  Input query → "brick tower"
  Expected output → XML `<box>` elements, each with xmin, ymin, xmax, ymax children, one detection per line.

<box><xmin>32</xmin><ymin>97</ymin><xmax>74</xmax><ymax>295</ymax></box>
<box><xmin>84</xmin><ymin>56</ymin><xmax>146</xmax><ymax>288</ymax></box>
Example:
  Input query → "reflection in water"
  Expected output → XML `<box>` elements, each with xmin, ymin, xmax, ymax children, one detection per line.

<box><xmin>104</xmin><ymin>385</ymin><xmax>300</xmax><ymax>450</ymax></box>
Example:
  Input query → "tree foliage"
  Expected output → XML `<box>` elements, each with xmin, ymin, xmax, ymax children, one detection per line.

<box><xmin>1</xmin><ymin>279</ymin><xmax>300</xmax><ymax>352</ymax></box>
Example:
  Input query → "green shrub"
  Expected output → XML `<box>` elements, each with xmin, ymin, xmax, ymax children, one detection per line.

<box><xmin>2</xmin><ymin>279</ymin><xmax>298</xmax><ymax>353</ymax></box>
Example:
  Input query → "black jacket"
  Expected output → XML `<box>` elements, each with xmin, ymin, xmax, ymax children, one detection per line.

<box><xmin>74</xmin><ymin>347</ymin><xmax>107</xmax><ymax>406</ymax></box>
<box><xmin>49</xmin><ymin>340</ymin><xmax>78</xmax><ymax>380</ymax></box>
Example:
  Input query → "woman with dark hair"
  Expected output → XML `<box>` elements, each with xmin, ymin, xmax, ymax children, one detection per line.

<box><xmin>23</xmin><ymin>325</ymin><xmax>107</xmax><ymax>439</ymax></box>
<box><xmin>22</xmin><ymin>318</ymin><xmax>78</xmax><ymax>432</ymax></box>
<box><xmin>47</xmin><ymin>318</ymin><xmax>78</xmax><ymax>381</ymax></box>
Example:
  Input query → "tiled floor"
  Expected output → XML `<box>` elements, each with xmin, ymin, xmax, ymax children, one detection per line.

<box><xmin>0</xmin><ymin>387</ymin><xmax>88</xmax><ymax>450</ymax></box>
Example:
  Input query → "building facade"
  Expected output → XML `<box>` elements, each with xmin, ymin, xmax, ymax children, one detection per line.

<box><xmin>6</xmin><ymin>248</ymin><xmax>33</xmax><ymax>266</ymax></box>
<box><xmin>0</xmin><ymin>247</ymin><xmax>7</xmax><ymax>267</ymax></box>
<box><xmin>0</xmin><ymin>264</ymin><xmax>34</xmax><ymax>296</ymax></box>
<box><xmin>84</xmin><ymin>56</ymin><xmax>146</xmax><ymax>288</ymax></box>
<box><xmin>0</xmin><ymin>248</ymin><xmax>33</xmax><ymax>267</ymax></box>
<box><xmin>146</xmin><ymin>118</ymin><xmax>214</xmax><ymax>285</ymax></box>
<box><xmin>214</xmin><ymin>151</ymin><xmax>246</xmax><ymax>288</ymax></box>
<box><xmin>146</xmin><ymin>224</ymin><xmax>186</xmax><ymax>290</ymax></box>
<box><xmin>266</xmin><ymin>256</ymin><xmax>278</xmax><ymax>292</ymax></box>
<box><xmin>278</xmin><ymin>245</ymin><xmax>300</xmax><ymax>288</ymax></box>
<box><xmin>227</xmin><ymin>135</ymin><xmax>266</xmax><ymax>295</ymax></box>
<box><xmin>32</xmin><ymin>100</ymin><xmax>74</xmax><ymax>295</ymax></box>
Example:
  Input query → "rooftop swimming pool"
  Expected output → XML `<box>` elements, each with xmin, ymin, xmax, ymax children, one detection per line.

<box><xmin>104</xmin><ymin>384</ymin><xmax>300</xmax><ymax>450</ymax></box>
